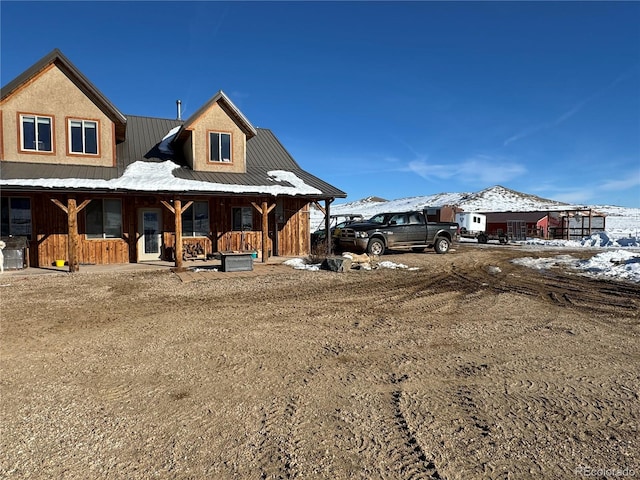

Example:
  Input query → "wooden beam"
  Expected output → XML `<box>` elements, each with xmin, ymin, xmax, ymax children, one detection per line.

<box><xmin>162</xmin><ymin>199</ymin><xmax>192</xmax><ymax>214</ymax></box>
<box><xmin>312</xmin><ymin>200</ymin><xmax>326</xmax><ymax>216</ymax></box>
<box><xmin>251</xmin><ymin>200</ymin><xmax>276</xmax><ymax>262</ymax></box>
<box><xmin>252</xmin><ymin>201</ymin><xmax>276</xmax><ymax>215</ymax></box>
<box><xmin>261</xmin><ymin>201</ymin><xmax>269</xmax><ymax>262</ymax></box>
<box><xmin>76</xmin><ymin>199</ymin><xmax>92</xmax><ymax>213</ymax></box>
<box><xmin>160</xmin><ymin>200</ymin><xmax>175</xmax><ymax>214</ymax></box>
<box><xmin>324</xmin><ymin>198</ymin><xmax>334</xmax><ymax>256</ymax></box>
<box><xmin>174</xmin><ymin>198</ymin><xmax>183</xmax><ymax>269</ymax></box>
<box><xmin>68</xmin><ymin>197</ymin><xmax>80</xmax><ymax>273</ymax></box>
<box><xmin>51</xmin><ymin>198</ymin><xmax>68</xmax><ymax>214</ymax></box>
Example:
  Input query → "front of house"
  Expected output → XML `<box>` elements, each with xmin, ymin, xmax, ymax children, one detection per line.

<box><xmin>0</xmin><ymin>49</ymin><xmax>346</xmax><ymax>270</ymax></box>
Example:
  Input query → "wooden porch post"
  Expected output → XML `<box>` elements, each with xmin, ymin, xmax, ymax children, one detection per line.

<box><xmin>174</xmin><ymin>198</ymin><xmax>183</xmax><ymax>269</ymax></box>
<box><xmin>324</xmin><ymin>198</ymin><xmax>333</xmax><ymax>256</ymax></box>
<box><xmin>51</xmin><ymin>197</ymin><xmax>91</xmax><ymax>273</ymax></box>
<box><xmin>252</xmin><ymin>200</ymin><xmax>276</xmax><ymax>263</ymax></box>
<box><xmin>68</xmin><ymin>198</ymin><xmax>80</xmax><ymax>273</ymax></box>
<box><xmin>160</xmin><ymin>198</ymin><xmax>192</xmax><ymax>269</ymax></box>
<box><xmin>261</xmin><ymin>200</ymin><xmax>269</xmax><ymax>263</ymax></box>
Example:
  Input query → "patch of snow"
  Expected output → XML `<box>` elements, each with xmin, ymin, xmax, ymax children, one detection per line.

<box><xmin>512</xmin><ymin>250</ymin><xmax>640</xmax><ymax>283</ymax></box>
<box><xmin>576</xmin><ymin>250</ymin><xmax>640</xmax><ymax>283</ymax></box>
<box><xmin>283</xmin><ymin>258</ymin><xmax>419</xmax><ymax>272</ymax></box>
<box><xmin>523</xmin><ymin>232</ymin><xmax>640</xmax><ymax>249</ymax></box>
<box><xmin>378</xmin><ymin>260</ymin><xmax>418</xmax><ymax>270</ymax></box>
<box><xmin>284</xmin><ymin>258</ymin><xmax>320</xmax><ymax>271</ymax></box>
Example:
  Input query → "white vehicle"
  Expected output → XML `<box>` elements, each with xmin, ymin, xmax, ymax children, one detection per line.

<box><xmin>456</xmin><ymin>212</ymin><xmax>486</xmax><ymax>236</ymax></box>
<box><xmin>455</xmin><ymin>212</ymin><xmax>508</xmax><ymax>244</ymax></box>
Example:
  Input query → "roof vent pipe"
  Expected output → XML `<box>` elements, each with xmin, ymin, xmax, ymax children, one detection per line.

<box><xmin>176</xmin><ymin>100</ymin><xmax>182</xmax><ymax>121</ymax></box>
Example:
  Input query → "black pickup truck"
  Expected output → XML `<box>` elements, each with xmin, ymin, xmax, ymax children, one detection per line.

<box><xmin>337</xmin><ymin>210</ymin><xmax>459</xmax><ymax>255</ymax></box>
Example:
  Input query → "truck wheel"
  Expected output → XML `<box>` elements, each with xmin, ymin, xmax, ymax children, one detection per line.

<box><xmin>367</xmin><ymin>238</ymin><xmax>385</xmax><ymax>256</ymax></box>
<box><xmin>477</xmin><ymin>233</ymin><xmax>488</xmax><ymax>244</ymax></box>
<box><xmin>499</xmin><ymin>236</ymin><xmax>509</xmax><ymax>245</ymax></box>
<box><xmin>434</xmin><ymin>237</ymin><xmax>450</xmax><ymax>254</ymax></box>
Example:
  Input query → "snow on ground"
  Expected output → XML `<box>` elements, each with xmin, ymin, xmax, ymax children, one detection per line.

<box><xmin>283</xmin><ymin>257</ymin><xmax>418</xmax><ymax>272</ymax></box>
<box><xmin>512</xmin><ymin>250</ymin><xmax>640</xmax><ymax>283</ymax></box>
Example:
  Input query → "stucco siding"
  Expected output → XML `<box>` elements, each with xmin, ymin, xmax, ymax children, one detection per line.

<box><xmin>0</xmin><ymin>65</ymin><xmax>115</xmax><ymax>167</ymax></box>
<box><xmin>189</xmin><ymin>102</ymin><xmax>247</xmax><ymax>173</ymax></box>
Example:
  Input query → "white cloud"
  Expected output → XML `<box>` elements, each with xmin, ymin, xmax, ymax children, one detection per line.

<box><xmin>503</xmin><ymin>73</ymin><xmax>630</xmax><ymax>146</ymax></box>
<box><xmin>537</xmin><ymin>170</ymin><xmax>640</xmax><ymax>205</ymax></box>
<box><xmin>503</xmin><ymin>99</ymin><xmax>587</xmax><ymax>146</ymax></box>
<box><xmin>407</xmin><ymin>155</ymin><xmax>527</xmax><ymax>184</ymax></box>
<box><xmin>599</xmin><ymin>171</ymin><xmax>640</xmax><ymax>191</ymax></box>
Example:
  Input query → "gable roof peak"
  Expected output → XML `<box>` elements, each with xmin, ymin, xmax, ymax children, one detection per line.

<box><xmin>180</xmin><ymin>89</ymin><xmax>257</xmax><ymax>139</ymax></box>
<box><xmin>1</xmin><ymin>48</ymin><xmax>127</xmax><ymax>136</ymax></box>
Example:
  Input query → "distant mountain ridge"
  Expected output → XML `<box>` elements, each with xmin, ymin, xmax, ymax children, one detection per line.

<box><xmin>310</xmin><ymin>185</ymin><xmax>639</xmax><ymax>233</ymax></box>
<box><xmin>332</xmin><ymin>185</ymin><xmax>569</xmax><ymax>216</ymax></box>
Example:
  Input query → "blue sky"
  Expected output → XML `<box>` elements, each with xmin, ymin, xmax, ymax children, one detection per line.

<box><xmin>2</xmin><ymin>1</ymin><xmax>639</xmax><ymax>207</ymax></box>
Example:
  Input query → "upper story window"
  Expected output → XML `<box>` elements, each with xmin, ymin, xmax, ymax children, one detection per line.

<box><xmin>209</xmin><ymin>132</ymin><xmax>231</xmax><ymax>162</ymax></box>
<box><xmin>69</xmin><ymin>119</ymin><xmax>98</xmax><ymax>155</ymax></box>
<box><xmin>20</xmin><ymin>114</ymin><xmax>53</xmax><ymax>152</ymax></box>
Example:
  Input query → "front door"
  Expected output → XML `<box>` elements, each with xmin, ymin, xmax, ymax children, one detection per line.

<box><xmin>138</xmin><ymin>208</ymin><xmax>162</xmax><ymax>261</ymax></box>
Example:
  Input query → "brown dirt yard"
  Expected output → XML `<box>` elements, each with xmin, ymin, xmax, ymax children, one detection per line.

<box><xmin>1</xmin><ymin>244</ymin><xmax>639</xmax><ymax>479</ymax></box>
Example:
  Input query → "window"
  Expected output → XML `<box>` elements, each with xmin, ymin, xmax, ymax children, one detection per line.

<box><xmin>369</xmin><ymin>214</ymin><xmax>386</xmax><ymax>224</ymax></box>
<box><xmin>1</xmin><ymin>197</ymin><xmax>32</xmax><ymax>239</ymax></box>
<box><xmin>409</xmin><ymin>213</ymin><xmax>424</xmax><ymax>224</ymax></box>
<box><xmin>390</xmin><ymin>214</ymin><xmax>408</xmax><ymax>225</ymax></box>
<box><xmin>85</xmin><ymin>199</ymin><xmax>122</xmax><ymax>239</ymax></box>
<box><xmin>232</xmin><ymin>207</ymin><xmax>253</xmax><ymax>231</ymax></box>
<box><xmin>20</xmin><ymin>114</ymin><xmax>52</xmax><ymax>152</ymax></box>
<box><xmin>69</xmin><ymin>119</ymin><xmax>98</xmax><ymax>154</ymax></box>
<box><xmin>182</xmin><ymin>201</ymin><xmax>209</xmax><ymax>237</ymax></box>
<box><xmin>209</xmin><ymin>132</ymin><xmax>231</xmax><ymax>162</ymax></box>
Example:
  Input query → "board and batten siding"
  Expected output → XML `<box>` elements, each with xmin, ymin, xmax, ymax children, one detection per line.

<box><xmin>24</xmin><ymin>193</ymin><xmax>313</xmax><ymax>266</ymax></box>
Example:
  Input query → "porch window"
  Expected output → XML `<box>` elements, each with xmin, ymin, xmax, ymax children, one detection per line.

<box><xmin>86</xmin><ymin>199</ymin><xmax>122</xmax><ymax>239</ymax></box>
<box><xmin>20</xmin><ymin>114</ymin><xmax>53</xmax><ymax>152</ymax></box>
<box><xmin>69</xmin><ymin>119</ymin><xmax>98</xmax><ymax>154</ymax></box>
<box><xmin>1</xmin><ymin>197</ymin><xmax>32</xmax><ymax>239</ymax></box>
<box><xmin>182</xmin><ymin>201</ymin><xmax>209</xmax><ymax>237</ymax></box>
<box><xmin>209</xmin><ymin>132</ymin><xmax>231</xmax><ymax>162</ymax></box>
<box><xmin>232</xmin><ymin>207</ymin><xmax>253</xmax><ymax>231</ymax></box>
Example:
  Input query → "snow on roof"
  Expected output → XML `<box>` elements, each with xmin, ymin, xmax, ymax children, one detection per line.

<box><xmin>158</xmin><ymin>126</ymin><xmax>181</xmax><ymax>154</ymax></box>
<box><xmin>0</xmin><ymin>160</ymin><xmax>322</xmax><ymax>196</ymax></box>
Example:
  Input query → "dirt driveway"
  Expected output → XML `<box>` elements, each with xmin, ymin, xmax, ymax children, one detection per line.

<box><xmin>1</xmin><ymin>244</ymin><xmax>638</xmax><ymax>479</ymax></box>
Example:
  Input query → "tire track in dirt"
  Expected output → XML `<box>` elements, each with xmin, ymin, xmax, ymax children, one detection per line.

<box><xmin>449</xmin><ymin>261</ymin><xmax>640</xmax><ymax>317</ymax></box>
<box><xmin>254</xmin><ymin>395</ymin><xmax>301</xmax><ymax>479</ymax></box>
<box><xmin>390</xmin><ymin>389</ymin><xmax>442</xmax><ymax>480</ymax></box>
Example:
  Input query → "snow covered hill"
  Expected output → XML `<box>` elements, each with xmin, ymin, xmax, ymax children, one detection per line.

<box><xmin>311</xmin><ymin>185</ymin><xmax>640</xmax><ymax>236</ymax></box>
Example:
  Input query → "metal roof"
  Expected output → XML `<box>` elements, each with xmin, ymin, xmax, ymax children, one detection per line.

<box><xmin>1</xmin><ymin>115</ymin><xmax>346</xmax><ymax>199</ymax></box>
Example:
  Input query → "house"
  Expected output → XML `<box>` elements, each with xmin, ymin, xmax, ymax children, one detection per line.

<box><xmin>0</xmin><ymin>49</ymin><xmax>346</xmax><ymax>271</ymax></box>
